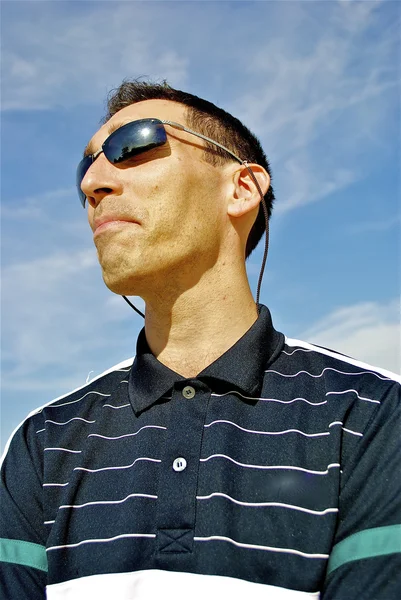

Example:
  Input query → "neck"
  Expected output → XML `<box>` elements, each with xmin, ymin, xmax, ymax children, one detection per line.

<box><xmin>143</xmin><ymin>266</ymin><xmax>258</xmax><ymax>378</ymax></box>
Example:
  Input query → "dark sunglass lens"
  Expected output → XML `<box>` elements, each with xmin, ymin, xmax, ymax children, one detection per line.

<box><xmin>76</xmin><ymin>156</ymin><xmax>92</xmax><ymax>207</ymax></box>
<box><xmin>104</xmin><ymin>120</ymin><xmax>167</xmax><ymax>164</ymax></box>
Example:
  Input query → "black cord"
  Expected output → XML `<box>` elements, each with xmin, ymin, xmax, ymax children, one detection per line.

<box><xmin>243</xmin><ymin>163</ymin><xmax>269</xmax><ymax>307</ymax></box>
<box><xmin>122</xmin><ymin>295</ymin><xmax>145</xmax><ymax>318</ymax></box>
<box><xmin>256</xmin><ymin>204</ymin><xmax>269</xmax><ymax>307</ymax></box>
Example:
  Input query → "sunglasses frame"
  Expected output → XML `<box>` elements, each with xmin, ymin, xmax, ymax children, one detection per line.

<box><xmin>77</xmin><ymin>118</ymin><xmax>247</xmax><ymax>208</ymax></box>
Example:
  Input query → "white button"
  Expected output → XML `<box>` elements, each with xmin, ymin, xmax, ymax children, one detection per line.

<box><xmin>173</xmin><ymin>457</ymin><xmax>187</xmax><ymax>472</ymax></box>
<box><xmin>182</xmin><ymin>386</ymin><xmax>195</xmax><ymax>399</ymax></box>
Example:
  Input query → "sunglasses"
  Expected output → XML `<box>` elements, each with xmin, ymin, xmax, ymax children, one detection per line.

<box><xmin>77</xmin><ymin>118</ymin><xmax>246</xmax><ymax>207</ymax></box>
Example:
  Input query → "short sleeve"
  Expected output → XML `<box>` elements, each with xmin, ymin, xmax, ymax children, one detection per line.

<box><xmin>322</xmin><ymin>380</ymin><xmax>401</xmax><ymax>599</ymax></box>
<box><xmin>0</xmin><ymin>414</ymin><xmax>48</xmax><ymax>599</ymax></box>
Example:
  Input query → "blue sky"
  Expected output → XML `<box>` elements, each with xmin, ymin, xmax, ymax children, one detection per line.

<box><xmin>1</xmin><ymin>0</ymin><xmax>400</xmax><ymax>451</ymax></box>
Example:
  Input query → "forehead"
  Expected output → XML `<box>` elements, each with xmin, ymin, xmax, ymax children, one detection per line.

<box><xmin>85</xmin><ymin>99</ymin><xmax>187</xmax><ymax>155</ymax></box>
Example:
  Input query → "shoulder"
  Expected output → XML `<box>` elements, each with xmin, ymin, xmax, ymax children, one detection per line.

<box><xmin>267</xmin><ymin>336</ymin><xmax>400</xmax><ymax>412</ymax></box>
<box><xmin>1</xmin><ymin>357</ymin><xmax>134</xmax><ymax>465</ymax></box>
<box><xmin>39</xmin><ymin>356</ymin><xmax>135</xmax><ymax>413</ymax></box>
<box><xmin>272</xmin><ymin>337</ymin><xmax>400</xmax><ymax>440</ymax></box>
<box><xmin>280</xmin><ymin>336</ymin><xmax>400</xmax><ymax>385</ymax></box>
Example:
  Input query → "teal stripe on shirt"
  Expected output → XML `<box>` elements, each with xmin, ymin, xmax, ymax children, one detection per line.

<box><xmin>327</xmin><ymin>524</ymin><xmax>401</xmax><ymax>575</ymax></box>
<box><xmin>0</xmin><ymin>538</ymin><xmax>48</xmax><ymax>572</ymax></box>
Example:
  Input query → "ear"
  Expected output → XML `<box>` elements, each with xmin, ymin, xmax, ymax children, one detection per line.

<box><xmin>227</xmin><ymin>164</ymin><xmax>270</xmax><ymax>218</ymax></box>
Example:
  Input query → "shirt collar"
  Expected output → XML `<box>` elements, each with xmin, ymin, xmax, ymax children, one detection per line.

<box><xmin>129</xmin><ymin>304</ymin><xmax>284</xmax><ymax>414</ymax></box>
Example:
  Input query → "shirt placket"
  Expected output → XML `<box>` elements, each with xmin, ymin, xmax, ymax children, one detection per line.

<box><xmin>155</xmin><ymin>380</ymin><xmax>210</xmax><ymax>559</ymax></box>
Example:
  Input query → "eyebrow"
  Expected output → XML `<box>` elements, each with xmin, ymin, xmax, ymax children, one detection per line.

<box><xmin>83</xmin><ymin>121</ymin><xmax>130</xmax><ymax>158</ymax></box>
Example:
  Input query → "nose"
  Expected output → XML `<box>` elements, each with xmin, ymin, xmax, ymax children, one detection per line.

<box><xmin>80</xmin><ymin>153</ymin><xmax>123</xmax><ymax>208</ymax></box>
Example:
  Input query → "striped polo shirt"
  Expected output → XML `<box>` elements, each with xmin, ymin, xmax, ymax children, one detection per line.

<box><xmin>1</xmin><ymin>305</ymin><xmax>400</xmax><ymax>599</ymax></box>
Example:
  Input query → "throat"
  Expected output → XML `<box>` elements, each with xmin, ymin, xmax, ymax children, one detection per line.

<box><xmin>156</xmin><ymin>348</ymin><xmax>224</xmax><ymax>379</ymax></box>
<box><xmin>144</xmin><ymin>281</ymin><xmax>259</xmax><ymax>377</ymax></box>
<box><xmin>146</xmin><ymin>306</ymin><xmax>259</xmax><ymax>378</ymax></box>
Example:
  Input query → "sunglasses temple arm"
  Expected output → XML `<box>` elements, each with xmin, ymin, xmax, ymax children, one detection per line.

<box><xmin>164</xmin><ymin>121</ymin><xmax>244</xmax><ymax>165</ymax></box>
<box><xmin>164</xmin><ymin>122</ymin><xmax>265</xmax><ymax>201</ymax></box>
<box><xmin>165</xmin><ymin>121</ymin><xmax>266</xmax><ymax>205</ymax></box>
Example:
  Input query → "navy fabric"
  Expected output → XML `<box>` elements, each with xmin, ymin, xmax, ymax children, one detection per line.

<box><xmin>1</xmin><ymin>304</ymin><xmax>400</xmax><ymax>599</ymax></box>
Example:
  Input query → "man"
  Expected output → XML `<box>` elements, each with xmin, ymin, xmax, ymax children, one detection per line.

<box><xmin>1</xmin><ymin>80</ymin><xmax>400</xmax><ymax>600</ymax></box>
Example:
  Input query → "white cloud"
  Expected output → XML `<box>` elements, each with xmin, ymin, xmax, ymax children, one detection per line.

<box><xmin>335</xmin><ymin>0</ymin><xmax>381</xmax><ymax>34</ymax></box>
<box><xmin>345</xmin><ymin>215</ymin><xmax>401</xmax><ymax>235</ymax></box>
<box><xmin>229</xmin><ymin>1</ymin><xmax>398</xmax><ymax>212</ymax></box>
<box><xmin>1</xmin><ymin>188</ymin><xmax>75</xmax><ymax>220</ymax></box>
<box><xmin>1</xmin><ymin>3</ymin><xmax>189</xmax><ymax>111</ymax></box>
<box><xmin>1</xmin><ymin>247</ymin><xmax>142</xmax><ymax>394</ymax></box>
<box><xmin>275</xmin><ymin>163</ymin><xmax>359</xmax><ymax>214</ymax></box>
<box><xmin>299</xmin><ymin>299</ymin><xmax>401</xmax><ymax>374</ymax></box>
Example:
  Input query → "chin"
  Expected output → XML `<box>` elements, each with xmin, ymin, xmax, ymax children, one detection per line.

<box><xmin>101</xmin><ymin>270</ymin><xmax>142</xmax><ymax>297</ymax></box>
<box><xmin>105</xmin><ymin>281</ymin><xmax>142</xmax><ymax>297</ymax></box>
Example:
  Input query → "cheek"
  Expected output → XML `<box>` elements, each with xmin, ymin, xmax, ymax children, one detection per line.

<box><xmin>153</xmin><ymin>184</ymin><xmax>220</xmax><ymax>246</ymax></box>
<box><xmin>125</xmin><ymin>159</ymin><xmax>225</xmax><ymax>250</ymax></box>
<box><xmin>139</xmin><ymin>176</ymin><xmax>189</xmax><ymax>230</ymax></box>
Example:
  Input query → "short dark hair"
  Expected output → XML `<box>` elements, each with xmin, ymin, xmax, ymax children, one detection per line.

<box><xmin>103</xmin><ymin>79</ymin><xmax>275</xmax><ymax>259</ymax></box>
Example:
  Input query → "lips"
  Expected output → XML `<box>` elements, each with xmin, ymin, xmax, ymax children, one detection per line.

<box><xmin>93</xmin><ymin>215</ymin><xmax>138</xmax><ymax>233</ymax></box>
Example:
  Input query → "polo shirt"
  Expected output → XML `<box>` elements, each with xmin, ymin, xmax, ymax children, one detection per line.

<box><xmin>1</xmin><ymin>304</ymin><xmax>400</xmax><ymax>600</ymax></box>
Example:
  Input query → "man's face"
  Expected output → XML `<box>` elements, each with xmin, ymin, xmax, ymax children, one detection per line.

<box><xmin>81</xmin><ymin>99</ymin><xmax>230</xmax><ymax>298</ymax></box>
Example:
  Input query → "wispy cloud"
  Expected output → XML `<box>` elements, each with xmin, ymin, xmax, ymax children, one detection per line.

<box><xmin>299</xmin><ymin>299</ymin><xmax>401</xmax><ymax>374</ymax></box>
<box><xmin>1</xmin><ymin>2</ymin><xmax>189</xmax><ymax>111</ymax></box>
<box><xmin>1</xmin><ymin>188</ymin><xmax>75</xmax><ymax>220</ymax></box>
<box><xmin>275</xmin><ymin>163</ymin><xmax>359</xmax><ymax>213</ymax></box>
<box><xmin>230</xmin><ymin>1</ymin><xmax>399</xmax><ymax>212</ymax></box>
<box><xmin>345</xmin><ymin>215</ymin><xmax>401</xmax><ymax>235</ymax></box>
<box><xmin>1</xmin><ymin>247</ymin><xmax>142</xmax><ymax>393</ymax></box>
